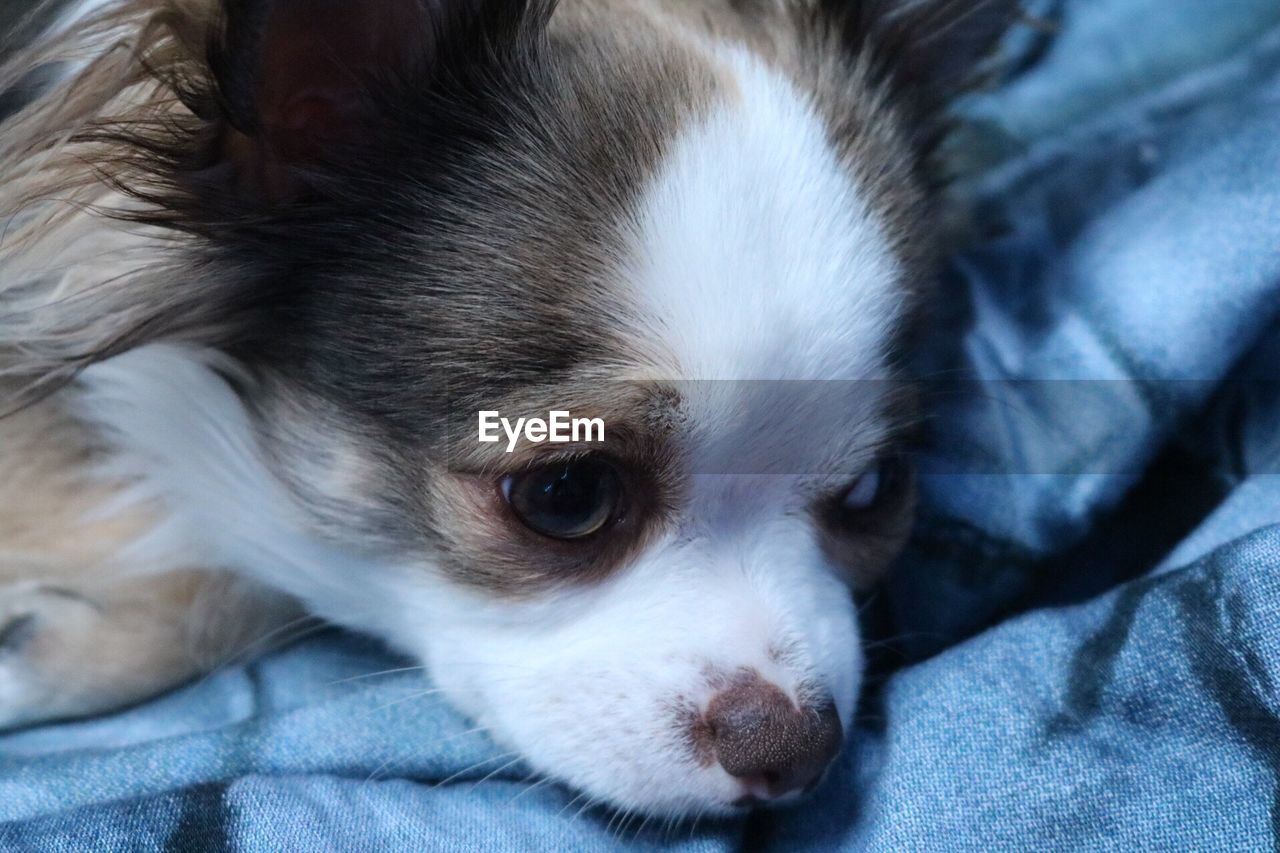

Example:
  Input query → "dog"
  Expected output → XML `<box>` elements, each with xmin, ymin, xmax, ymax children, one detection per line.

<box><xmin>0</xmin><ymin>0</ymin><xmax>1015</xmax><ymax>818</ymax></box>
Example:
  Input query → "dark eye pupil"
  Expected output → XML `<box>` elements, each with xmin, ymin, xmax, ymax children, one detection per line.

<box><xmin>505</xmin><ymin>459</ymin><xmax>621</xmax><ymax>539</ymax></box>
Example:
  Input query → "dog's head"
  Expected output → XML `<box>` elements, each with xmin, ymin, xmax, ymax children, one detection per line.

<box><xmin>77</xmin><ymin>0</ymin><xmax>1015</xmax><ymax>818</ymax></box>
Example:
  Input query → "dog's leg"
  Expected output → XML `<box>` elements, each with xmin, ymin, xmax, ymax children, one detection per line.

<box><xmin>0</xmin><ymin>395</ymin><xmax>303</xmax><ymax>729</ymax></box>
<box><xmin>0</xmin><ymin>570</ymin><xmax>300</xmax><ymax>729</ymax></box>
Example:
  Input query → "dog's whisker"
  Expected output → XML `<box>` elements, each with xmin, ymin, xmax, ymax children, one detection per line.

<box><xmin>617</xmin><ymin>808</ymin><xmax>643</xmax><ymax>842</ymax></box>
<box><xmin>326</xmin><ymin>664</ymin><xmax>428</xmax><ymax>687</ymax></box>
<box><xmin>468</xmin><ymin>754</ymin><xmax>527</xmax><ymax>792</ymax></box>
<box><xmin>508</xmin><ymin>774</ymin><xmax>556</xmax><ymax>804</ymax></box>
<box><xmin>605</xmin><ymin>806</ymin><xmax>629</xmax><ymax>840</ymax></box>
<box><xmin>666</xmin><ymin>811</ymin><xmax>685</xmax><ymax>841</ymax></box>
<box><xmin>859</xmin><ymin>630</ymin><xmax>950</xmax><ymax>652</ymax></box>
<box><xmin>364</xmin><ymin>753</ymin><xmax>400</xmax><ymax>784</ymax></box>
<box><xmin>555</xmin><ymin>790</ymin><xmax>591</xmax><ymax>821</ymax></box>
<box><xmin>569</xmin><ymin>796</ymin><xmax>605</xmax><ymax>826</ymax></box>
<box><xmin>359</xmin><ymin>722</ymin><xmax>498</xmax><ymax>784</ymax></box>
<box><xmin>356</xmin><ymin>670</ymin><xmax>543</xmax><ymax>718</ymax></box>
<box><xmin>630</xmin><ymin>810</ymin><xmax>655</xmax><ymax>842</ymax></box>
<box><xmin>430</xmin><ymin>750</ymin><xmax>522</xmax><ymax>790</ymax></box>
<box><xmin>116</xmin><ymin>609</ymin><xmax>329</xmax><ymax>705</ymax></box>
<box><xmin>688</xmin><ymin>804</ymin><xmax>709</xmax><ymax>840</ymax></box>
<box><xmin>363</xmin><ymin>686</ymin><xmax>453</xmax><ymax>716</ymax></box>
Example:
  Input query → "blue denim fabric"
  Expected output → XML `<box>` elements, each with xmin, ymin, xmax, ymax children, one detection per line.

<box><xmin>5</xmin><ymin>1</ymin><xmax>1280</xmax><ymax>849</ymax></box>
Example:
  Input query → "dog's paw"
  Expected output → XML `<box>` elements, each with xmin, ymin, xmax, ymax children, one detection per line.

<box><xmin>0</xmin><ymin>571</ymin><xmax>300</xmax><ymax>732</ymax></box>
<box><xmin>0</xmin><ymin>583</ymin><xmax>105</xmax><ymax>730</ymax></box>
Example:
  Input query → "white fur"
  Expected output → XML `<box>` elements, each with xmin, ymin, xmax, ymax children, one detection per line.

<box><xmin>74</xmin><ymin>347</ymin><xmax>410</xmax><ymax>639</ymax></box>
<box><xmin>64</xmin><ymin>54</ymin><xmax>902</xmax><ymax>818</ymax></box>
<box><xmin>451</xmin><ymin>52</ymin><xmax>905</xmax><ymax>813</ymax></box>
<box><xmin>627</xmin><ymin>50</ymin><xmax>904</xmax><ymax>385</ymax></box>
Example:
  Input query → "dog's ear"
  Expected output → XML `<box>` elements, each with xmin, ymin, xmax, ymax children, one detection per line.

<box><xmin>208</xmin><ymin>0</ymin><xmax>542</xmax><ymax>199</ymax></box>
<box><xmin>826</xmin><ymin>0</ymin><xmax>1020</xmax><ymax>108</ymax></box>
<box><xmin>814</xmin><ymin>0</ymin><xmax>1020</xmax><ymax>167</ymax></box>
<box><xmin>875</xmin><ymin>0</ymin><xmax>1020</xmax><ymax>98</ymax></box>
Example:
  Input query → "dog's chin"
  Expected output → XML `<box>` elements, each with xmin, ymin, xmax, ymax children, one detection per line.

<box><xmin>417</xmin><ymin>629</ymin><xmax>861</xmax><ymax>819</ymax></box>
<box><xmin>467</xmin><ymin>699</ymin><xmax>855</xmax><ymax>820</ymax></box>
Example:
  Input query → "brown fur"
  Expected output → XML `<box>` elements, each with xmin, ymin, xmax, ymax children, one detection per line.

<box><xmin>0</xmin><ymin>570</ymin><xmax>299</xmax><ymax>727</ymax></box>
<box><xmin>0</xmin><ymin>386</ymin><xmax>300</xmax><ymax>726</ymax></box>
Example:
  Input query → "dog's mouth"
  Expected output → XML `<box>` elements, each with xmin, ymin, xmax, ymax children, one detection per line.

<box><xmin>442</xmin><ymin>655</ymin><xmax>850</xmax><ymax>817</ymax></box>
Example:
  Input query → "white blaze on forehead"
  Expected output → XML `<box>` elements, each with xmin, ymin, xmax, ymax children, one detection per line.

<box><xmin>627</xmin><ymin>50</ymin><xmax>905</xmax><ymax>384</ymax></box>
<box><xmin>624</xmin><ymin>51</ymin><xmax>905</xmax><ymax>480</ymax></box>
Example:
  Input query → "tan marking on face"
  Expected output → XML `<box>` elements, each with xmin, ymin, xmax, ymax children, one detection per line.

<box><xmin>815</xmin><ymin>460</ymin><xmax>918</xmax><ymax>590</ymax></box>
<box><xmin>426</xmin><ymin>379</ymin><xmax>688</xmax><ymax>596</ymax></box>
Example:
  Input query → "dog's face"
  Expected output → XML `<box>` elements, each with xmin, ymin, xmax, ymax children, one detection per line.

<box><xmin>110</xmin><ymin>0</ymin><xmax>1011</xmax><ymax>818</ymax></box>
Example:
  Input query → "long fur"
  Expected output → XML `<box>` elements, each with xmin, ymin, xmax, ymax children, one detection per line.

<box><xmin>0</xmin><ymin>1</ymin><xmax>221</xmax><ymax>409</ymax></box>
<box><xmin>0</xmin><ymin>0</ymin><xmax>1018</xmax><ymax>817</ymax></box>
<box><xmin>0</xmin><ymin>0</ymin><xmax>1016</xmax><ymax>412</ymax></box>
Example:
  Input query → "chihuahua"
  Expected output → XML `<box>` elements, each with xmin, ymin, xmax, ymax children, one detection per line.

<box><xmin>0</xmin><ymin>0</ymin><xmax>1014</xmax><ymax>818</ymax></box>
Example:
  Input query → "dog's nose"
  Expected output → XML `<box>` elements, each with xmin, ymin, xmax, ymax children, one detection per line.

<box><xmin>705</xmin><ymin>673</ymin><xmax>843</xmax><ymax>800</ymax></box>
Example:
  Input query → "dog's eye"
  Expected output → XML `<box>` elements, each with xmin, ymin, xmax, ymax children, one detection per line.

<box><xmin>839</xmin><ymin>457</ymin><xmax>902</xmax><ymax>513</ymax></box>
<box><xmin>842</xmin><ymin>466</ymin><xmax>882</xmax><ymax>511</ymax></box>
<box><xmin>501</xmin><ymin>458</ymin><xmax>622</xmax><ymax>540</ymax></box>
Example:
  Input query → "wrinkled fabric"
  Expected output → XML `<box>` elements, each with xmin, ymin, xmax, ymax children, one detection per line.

<box><xmin>5</xmin><ymin>0</ymin><xmax>1280</xmax><ymax>848</ymax></box>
